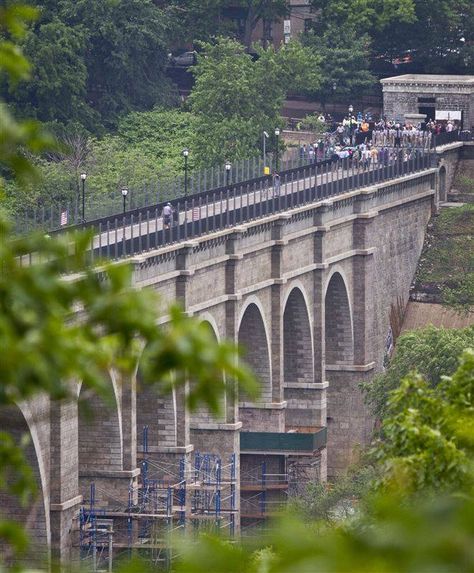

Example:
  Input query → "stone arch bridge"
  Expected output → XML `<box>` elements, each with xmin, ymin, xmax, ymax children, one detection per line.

<box><xmin>3</xmin><ymin>143</ymin><xmax>470</xmax><ymax>566</ymax></box>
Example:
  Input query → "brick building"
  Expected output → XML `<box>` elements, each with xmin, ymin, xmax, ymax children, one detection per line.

<box><xmin>381</xmin><ymin>74</ymin><xmax>474</xmax><ymax>130</ymax></box>
<box><xmin>225</xmin><ymin>0</ymin><xmax>317</xmax><ymax>48</ymax></box>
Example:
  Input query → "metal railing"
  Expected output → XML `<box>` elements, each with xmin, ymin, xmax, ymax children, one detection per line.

<box><xmin>13</xmin><ymin>151</ymin><xmax>303</xmax><ymax>235</ymax></box>
<box><xmin>35</xmin><ymin>149</ymin><xmax>435</xmax><ymax>266</ymax></box>
<box><xmin>14</xmin><ymin>130</ymin><xmax>468</xmax><ymax>236</ymax></box>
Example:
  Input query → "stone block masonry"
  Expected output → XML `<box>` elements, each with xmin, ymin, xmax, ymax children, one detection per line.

<box><xmin>2</xmin><ymin>142</ymin><xmax>463</xmax><ymax>563</ymax></box>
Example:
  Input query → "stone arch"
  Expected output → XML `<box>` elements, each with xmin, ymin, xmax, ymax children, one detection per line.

<box><xmin>439</xmin><ymin>165</ymin><xmax>447</xmax><ymax>202</ymax></box>
<box><xmin>238</xmin><ymin>298</ymin><xmax>272</xmax><ymax>402</ymax></box>
<box><xmin>324</xmin><ymin>270</ymin><xmax>354</xmax><ymax>365</ymax></box>
<box><xmin>198</xmin><ymin>312</ymin><xmax>221</xmax><ymax>342</ymax></box>
<box><xmin>283</xmin><ymin>286</ymin><xmax>314</xmax><ymax>384</ymax></box>
<box><xmin>78</xmin><ymin>372</ymin><xmax>123</xmax><ymax>472</ymax></box>
<box><xmin>0</xmin><ymin>403</ymin><xmax>50</xmax><ymax>566</ymax></box>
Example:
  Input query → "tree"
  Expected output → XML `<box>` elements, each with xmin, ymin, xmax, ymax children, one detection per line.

<box><xmin>362</xmin><ymin>326</ymin><xmax>474</xmax><ymax>420</ymax></box>
<box><xmin>371</xmin><ymin>0</ymin><xmax>474</xmax><ymax>74</ymax></box>
<box><xmin>310</xmin><ymin>0</ymin><xmax>474</xmax><ymax>75</ymax></box>
<box><xmin>3</xmin><ymin>0</ymin><xmax>177</xmax><ymax>130</ymax></box>
<box><xmin>166</xmin><ymin>0</ymin><xmax>231</xmax><ymax>46</ymax></box>
<box><xmin>0</xmin><ymin>3</ymin><xmax>54</xmax><ymax>193</ymax></box>
<box><xmin>309</xmin><ymin>0</ymin><xmax>416</xmax><ymax>35</ymax></box>
<box><xmin>6</xmin><ymin>19</ymin><xmax>95</xmax><ymax>128</ymax></box>
<box><xmin>302</xmin><ymin>26</ymin><xmax>375</xmax><ymax>108</ymax></box>
<box><xmin>189</xmin><ymin>37</ymin><xmax>319</xmax><ymax>165</ymax></box>
<box><xmin>373</xmin><ymin>351</ymin><xmax>474</xmax><ymax>495</ymax></box>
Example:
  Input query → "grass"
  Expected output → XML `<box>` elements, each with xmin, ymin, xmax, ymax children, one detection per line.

<box><xmin>414</xmin><ymin>204</ymin><xmax>474</xmax><ymax>290</ymax></box>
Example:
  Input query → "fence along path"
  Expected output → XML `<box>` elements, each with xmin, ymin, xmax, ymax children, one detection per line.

<box><xmin>82</xmin><ymin>149</ymin><xmax>434</xmax><ymax>262</ymax></box>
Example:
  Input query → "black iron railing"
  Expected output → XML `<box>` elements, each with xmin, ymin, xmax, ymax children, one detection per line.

<box><xmin>29</xmin><ymin>149</ymin><xmax>435</xmax><ymax>265</ymax></box>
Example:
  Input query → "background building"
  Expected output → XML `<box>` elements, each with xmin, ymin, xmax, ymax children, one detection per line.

<box><xmin>381</xmin><ymin>74</ymin><xmax>474</xmax><ymax>130</ymax></box>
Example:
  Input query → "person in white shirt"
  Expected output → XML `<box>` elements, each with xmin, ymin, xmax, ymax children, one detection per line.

<box><xmin>163</xmin><ymin>203</ymin><xmax>173</xmax><ymax>229</ymax></box>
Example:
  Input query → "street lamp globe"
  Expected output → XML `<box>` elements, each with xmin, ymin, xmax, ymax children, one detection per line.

<box><xmin>225</xmin><ymin>160</ymin><xmax>231</xmax><ymax>171</ymax></box>
<box><xmin>121</xmin><ymin>187</ymin><xmax>128</xmax><ymax>197</ymax></box>
<box><xmin>182</xmin><ymin>148</ymin><xmax>189</xmax><ymax>157</ymax></box>
<box><xmin>274</xmin><ymin>127</ymin><xmax>280</xmax><ymax>137</ymax></box>
<box><xmin>81</xmin><ymin>172</ymin><xmax>87</xmax><ymax>181</ymax></box>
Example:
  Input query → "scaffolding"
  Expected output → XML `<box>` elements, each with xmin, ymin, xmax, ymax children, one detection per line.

<box><xmin>78</xmin><ymin>426</ymin><xmax>237</xmax><ymax>570</ymax></box>
<box><xmin>240</xmin><ymin>453</ymin><xmax>320</xmax><ymax>534</ymax></box>
<box><xmin>240</xmin><ymin>459</ymin><xmax>289</xmax><ymax>534</ymax></box>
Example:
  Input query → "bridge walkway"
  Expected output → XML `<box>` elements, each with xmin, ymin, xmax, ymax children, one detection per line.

<box><xmin>84</xmin><ymin>151</ymin><xmax>434</xmax><ymax>261</ymax></box>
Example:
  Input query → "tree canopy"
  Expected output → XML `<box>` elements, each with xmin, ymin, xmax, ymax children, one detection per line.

<box><xmin>189</xmin><ymin>37</ymin><xmax>320</xmax><ymax>165</ymax></box>
<box><xmin>310</xmin><ymin>0</ymin><xmax>474</xmax><ymax>75</ymax></box>
<box><xmin>362</xmin><ymin>325</ymin><xmax>474</xmax><ymax>420</ymax></box>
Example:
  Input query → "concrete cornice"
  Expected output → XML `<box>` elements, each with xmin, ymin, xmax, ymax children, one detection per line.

<box><xmin>325</xmin><ymin>362</ymin><xmax>376</xmax><ymax>372</ymax></box>
<box><xmin>239</xmin><ymin>401</ymin><xmax>288</xmax><ymax>410</ymax></box>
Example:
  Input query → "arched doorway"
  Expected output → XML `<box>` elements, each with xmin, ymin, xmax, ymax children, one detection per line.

<box><xmin>0</xmin><ymin>405</ymin><xmax>49</xmax><ymax>566</ymax></box>
<box><xmin>283</xmin><ymin>288</ymin><xmax>313</xmax><ymax>384</ymax></box>
<box><xmin>324</xmin><ymin>273</ymin><xmax>354</xmax><ymax>365</ymax></box>
<box><xmin>238</xmin><ymin>303</ymin><xmax>272</xmax><ymax>402</ymax></box>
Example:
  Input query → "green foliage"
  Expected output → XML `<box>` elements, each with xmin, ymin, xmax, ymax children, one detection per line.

<box><xmin>0</xmin><ymin>3</ymin><xmax>54</xmax><ymax>194</ymax></box>
<box><xmin>362</xmin><ymin>325</ymin><xmax>474</xmax><ymax>420</ymax></box>
<box><xmin>175</xmin><ymin>355</ymin><xmax>474</xmax><ymax>573</ymax></box>
<box><xmin>298</xmin><ymin>113</ymin><xmax>326</xmax><ymax>133</ymax></box>
<box><xmin>373</xmin><ymin>351</ymin><xmax>474</xmax><ymax>495</ymax></box>
<box><xmin>302</xmin><ymin>26</ymin><xmax>375</xmax><ymax>106</ymax></box>
<box><xmin>189</xmin><ymin>37</ymin><xmax>320</xmax><ymax>165</ymax></box>
<box><xmin>4</xmin><ymin>0</ymin><xmax>177</xmax><ymax>130</ymax></box>
<box><xmin>3</xmin><ymin>108</ymin><xmax>198</xmax><ymax>217</ymax></box>
<box><xmin>166</xmin><ymin>1</ymin><xmax>231</xmax><ymax>45</ymax></box>
<box><xmin>310</xmin><ymin>0</ymin><xmax>473</xmax><ymax>75</ymax></box>
<box><xmin>291</xmin><ymin>461</ymin><xmax>377</xmax><ymax>523</ymax></box>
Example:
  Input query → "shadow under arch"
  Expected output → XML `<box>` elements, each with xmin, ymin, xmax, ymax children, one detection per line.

<box><xmin>238</xmin><ymin>301</ymin><xmax>272</xmax><ymax>402</ymax></box>
<box><xmin>324</xmin><ymin>271</ymin><xmax>354</xmax><ymax>365</ymax></box>
<box><xmin>0</xmin><ymin>403</ymin><xmax>50</xmax><ymax>567</ymax></box>
<box><xmin>283</xmin><ymin>287</ymin><xmax>314</xmax><ymax>384</ymax></box>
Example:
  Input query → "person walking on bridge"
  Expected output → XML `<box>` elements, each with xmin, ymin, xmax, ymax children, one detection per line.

<box><xmin>163</xmin><ymin>202</ymin><xmax>173</xmax><ymax>229</ymax></box>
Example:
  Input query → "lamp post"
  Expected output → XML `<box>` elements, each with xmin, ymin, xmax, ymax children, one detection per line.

<box><xmin>225</xmin><ymin>160</ymin><xmax>231</xmax><ymax>187</ymax></box>
<box><xmin>182</xmin><ymin>148</ymin><xmax>189</xmax><ymax>197</ymax></box>
<box><xmin>348</xmin><ymin>104</ymin><xmax>354</xmax><ymax>144</ymax></box>
<box><xmin>274</xmin><ymin>127</ymin><xmax>280</xmax><ymax>172</ymax></box>
<box><xmin>121</xmin><ymin>187</ymin><xmax>128</xmax><ymax>215</ymax></box>
<box><xmin>263</xmin><ymin>131</ymin><xmax>269</xmax><ymax>174</ymax></box>
<box><xmin>80</xmin><ymin>172</ymin><xmax>87</xmax><ymax>224</ymax></box>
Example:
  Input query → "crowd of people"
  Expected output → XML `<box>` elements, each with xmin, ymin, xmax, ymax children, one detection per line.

<box><xmin>299</xmin><ymin>111</ymin><xmax>462</xmax><ymax>167</ymax></box>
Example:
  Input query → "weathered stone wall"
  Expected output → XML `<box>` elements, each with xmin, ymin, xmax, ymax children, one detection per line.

<box><xmin>4</xmin><ymin>152</ymin><xmax>458</xmax><ymax>563</ymax></box>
